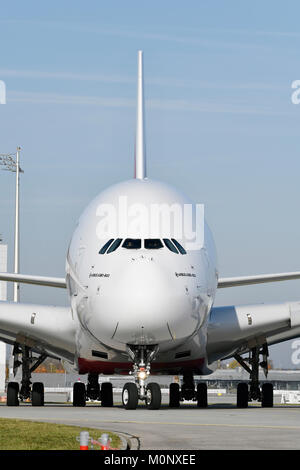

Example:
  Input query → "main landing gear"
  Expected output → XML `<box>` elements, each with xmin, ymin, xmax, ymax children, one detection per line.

<box><xmin>169</xmin><ymin>371</ymin><xmax>208</xmax><ymax>408</ymax></box>
<box><xmin>73</xmin><ymin>373</ymin><xmax>114</xmax><ymax>407</ymax></box>
<box><xmin>234</xmin><ymin>344</ymin><xmax>274</xmax><ymax>408</ymax></box>
<box><xmin>7</xmin><ymin>344</ymin><xmax>47</xmax><ymax>406</ymax></box>
<box><xmin>122</xmin><ymin>345</ymin><xmax>161</xmax><ymax>410</ymax></box>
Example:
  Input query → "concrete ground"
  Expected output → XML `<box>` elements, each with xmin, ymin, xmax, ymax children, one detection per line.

<box><xmin>1</xmin><ymin>394</ymin><xmax>300</xmax><ymax>450</ymax></box>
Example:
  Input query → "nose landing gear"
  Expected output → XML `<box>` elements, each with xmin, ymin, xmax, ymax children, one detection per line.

<box><xmin>145</xmin><ymin>382</ymin><xmax>161</xmax><ymax>410</ymax></box>
<box><xmin>122</xmin><ymin>345</ymin><xmax>161</xmax><ymax>410</ymax></box>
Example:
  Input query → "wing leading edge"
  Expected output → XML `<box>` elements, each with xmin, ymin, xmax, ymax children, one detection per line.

<box><xmin>0</xmin><ymin>273</ymin><xmax>66</xmax><ymax>288</ymax></box>
<box><xmin>218</xmin><ymin>271</ymin><xmax>300</xmax><ymax>288</ymax></box>
<box><xmin>0</xmin><ymin>301</ymin><xmax>75</xmax><ymax>362</ymax></box>
<box><xmin>1</xmin><ymin>270</ymin><xmax>300</xmax><ymax>290</ymax></box>
<box><xmin>207</xmin><ymin>300</ymin><xmax>300</xmax><ymax>364</ymax></box>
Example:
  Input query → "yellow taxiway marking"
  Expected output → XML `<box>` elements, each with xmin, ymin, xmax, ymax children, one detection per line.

<box><xmin>15</xmin><ymin>416</ymin><xmax>300</xmax><ymax>431</ymax></box>
<box><xmin>101</xmin><ymin>420</ymin><xmax>300</xmax><ymax>430</ymax></box>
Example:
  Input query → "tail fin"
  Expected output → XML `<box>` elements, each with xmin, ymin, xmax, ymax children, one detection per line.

<box><xmin>134</xmin><ymin>50</ymin><xmax>147</xmax><ymax>179</ymax></box>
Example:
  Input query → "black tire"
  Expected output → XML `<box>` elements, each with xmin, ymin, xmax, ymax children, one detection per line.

<box><xmin>122</xmin><ymin>382</ymin><xmax>138</xmax><ymax>410</ymax></box>
<box><xmin>101</xmin><ymin>382</ymin><xmax>113</xmax><ymax>407</ymax></box>
<box><xmin>261</xmin><ymin>383</ymin><xmax>273</xmax><ymax>408</ymax></box>
<box><xmin>169</xmin><ymin>383</ymin><xmax>180</xmax><ymax>408</ymax></box>
<box><xmin>146</xmin><ymin>383</ymin><xmax>161</xmax><ymax>410</ymax></box>
<box><xmin>73</xmin><ymin>382</ymin><xmax>86</xmax><ymax>407</ymax></box>
<box><xmin>237</xmin><ymin>382</ymin><xmax>248</xmax><ymax>408</ymax></box>
<box><xmin>7</xmin><ymin>382</ymin><xmax>19</xmax><ymax>407</ymax></box>
<box><xmin>196</xmin><ymin>382</ymin><xmax>208</xmax><ymax>408</ymax></box>
<box><xmin>32</xmin><ymin>382</ymin><xmax>44</xmax><ymax>406</ymax></box>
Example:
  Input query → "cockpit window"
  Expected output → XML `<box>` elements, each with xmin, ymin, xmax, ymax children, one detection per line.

<box><xmin>163</xmin><ymin>238</ymin><xmax>179</xmax><ymax>253</ymax></box>
<box><xmin>171</xmin><ymin>238</ymin><xmax>187</xmax><ymax>255</ymax></box>
<box><xmin>100</xmin><ymin>237</ymin><xmax>187</xmax><ymax>254</ymax></box>
<box><xmin>107</xmin><ymin>238</ymin><xmax>123</xmax><ymax>254</ymax></box>
<box><xmin>122</xmin><ymin>238</ymin><xmax>141</xmax><ymax>249</ymax></box>
<box><xmin>145</xmin><ymin>239</ymin><xmax>164</xmax><ymax>249</ymax></box>
<box><xmin>99</xmin><ymin>238</ymin><xmax>114</xmax><ymax>254</ymax></box>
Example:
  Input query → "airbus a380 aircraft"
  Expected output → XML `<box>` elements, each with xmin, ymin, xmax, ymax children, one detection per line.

<box><xmin>1</xmin><ymin>51</ymin><xmax>300</xmax><ymax>410</ymax></box>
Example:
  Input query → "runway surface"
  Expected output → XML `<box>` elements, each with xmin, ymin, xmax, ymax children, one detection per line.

<box><xmin>1</xmin><ymin>395</ymin><xmax>300</xmax><ymax>450</ymax></box>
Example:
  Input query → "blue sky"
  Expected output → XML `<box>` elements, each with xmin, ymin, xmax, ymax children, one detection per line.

<box><xmin>1</xmin><ymin>1</ymin><xmax>300</xmax><ymax>367</ymax></box>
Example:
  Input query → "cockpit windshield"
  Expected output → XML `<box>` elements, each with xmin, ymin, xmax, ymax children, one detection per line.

<box><xmin>122</xmin><ymin>239</ymin><xmax>142</xmax><ymax>249</ymax></box>
<box><xmin>171</xmin><ymin>238</ymin><xmax>187</xmax><ymax>255</ymax></box>
<box><xmin>106</xmin><ymin>238</ymin><xmax>123</xmax><ymax>254</ymax></box>
<box><xmin>163</xmin><ymin>238</ymin><xmax>178</xmax><ymax>253</ymax></box>
<box><xmin>99</xmin><ymin>238</ymin><xmax>187</xmax><ymax>254</ymax></box>
<box><xmin>144</xmin><ymin>239</ymin><xmax>163</xmax><ymax>249</ymax></box>
<box><xmin>98</xmin><ymin>238</ymin><xmax>114</xmax><ymax>254</ymax></box>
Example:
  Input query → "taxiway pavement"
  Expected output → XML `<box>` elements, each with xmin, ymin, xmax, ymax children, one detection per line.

<box><xmin>0</xmin><ymin>395</ymin><xmax>300</xmax><ymax>450</ymax></box>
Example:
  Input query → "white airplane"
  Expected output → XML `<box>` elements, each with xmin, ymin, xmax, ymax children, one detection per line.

<box><xmin>1</xmin><ymin>51</ymin><xmax>300</xmax><ymax>410</ymax></box>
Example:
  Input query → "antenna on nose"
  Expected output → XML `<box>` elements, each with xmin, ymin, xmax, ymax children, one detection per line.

<box><xmin>134</xmin><ymin>50</ymin><xmax>147</xmax><ymax>180</ymax></box>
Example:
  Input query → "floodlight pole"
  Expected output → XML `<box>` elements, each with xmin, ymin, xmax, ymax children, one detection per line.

<box><xmin>13</xmin><ymin>147</ymin><xmax>21</xmax><ymax>302</ymax></box>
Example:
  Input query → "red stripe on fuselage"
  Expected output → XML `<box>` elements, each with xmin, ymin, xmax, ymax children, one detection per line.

<box><xmin>78</xmin><ymin>357</ymin><xmax>205</xmax><ymax>375</ymax></box>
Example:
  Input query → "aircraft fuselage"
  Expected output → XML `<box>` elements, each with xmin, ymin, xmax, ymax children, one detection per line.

<box><xmin>66</xmin><ymin>178</ymin><xmax>218</xmax><ymax>375</ymax></box>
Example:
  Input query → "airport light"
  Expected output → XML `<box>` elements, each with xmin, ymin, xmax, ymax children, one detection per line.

<box><xmin>0</xmin><ymin>147</ymin><xmax>23</xmax><ymax>302</ymax></box>
<box><xmin>138</xmin><ymin>369</ymin><xmax>147</xmax><ymax>380</ymax></box>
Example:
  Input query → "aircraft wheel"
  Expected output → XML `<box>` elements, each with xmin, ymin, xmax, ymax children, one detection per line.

<box><xmin>7</xmin><ymin>382</ymin><xmax>19</xmax><ymax>406</ymax></box>
<box><xmin>146</xmin><ymin>383</ymin><xmax>161</xmax><ymax>410</ymax></box>
<box><xmin>169</xmin><ymin>383</ymin><xmax>180</xmax><ymax>408</ymax></box>
<box><xmin>237</xmin><ymin>382</ymin><xmax>248</xmax><ymax>408</ymax></box>
<box><xmin>32</xmin><ymin>382</ymin><xmax>44</xmax><ymax>406</ymax></box>
<box><xmin>122</xmin><ymin>382</ymin><xmax>138</xmax><ymax>410</ymax></box>
<box><xmin>73</xmin><ymin>382</ymin><xmax>86</xmax><ymax>407</ymax></box>
<box><xmin>196</xmin><ymin>382</ymin><xmax>208</xmax><ymax>408</ymax></box>
<box><xmin>261</xmin><ymin>383</ymin><xmax>273</xmax><ymax>408</ymax></box>
<box><xmin>101</xmin><ymin>382</ymin><xmax>113</xmax><ymax>407</ymax></box>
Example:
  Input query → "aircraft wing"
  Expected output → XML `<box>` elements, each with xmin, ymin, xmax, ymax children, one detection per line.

<box><xmin>0</xmin><ymin>301</ymin><xmax>75</xmax><ymax>362</ymax></box>
<box><xmin>218</xmin><ymin>271</ymin><xmax>300</xmax><ymax>288</ymax></box>
<box><xmin>207</xmin><ymin>301</ymin><xmax>300</xmax><ymax>363</ymax></box>
<box><xmin>0</xmin><ymin>273</ymin><xmax>67</xmax><ymax>288</ymax></box>
<box><xmin>2</xmin><ymin>270</ymin><xmax>300</xmax><ymax>290</ymax></box>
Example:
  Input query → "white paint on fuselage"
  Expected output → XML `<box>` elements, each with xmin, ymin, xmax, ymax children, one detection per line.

<box><xmin>66</xmin><ymin>178</ymin><xmax>218</xmax><ymax>366</ymax></box>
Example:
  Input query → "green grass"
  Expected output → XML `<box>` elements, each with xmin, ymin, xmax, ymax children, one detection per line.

<box><xmin>0</xmin><ymin>418</ymin><xmax>121</xmax><ymax>450</ymax></box>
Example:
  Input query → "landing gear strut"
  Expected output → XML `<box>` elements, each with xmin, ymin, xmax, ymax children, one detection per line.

<box><xmin>235</xmin><ymin>344</ymin><xmax>273</xmax><ymax>408</ymax></box>
<box><xmin>169</xmin><ymin>371</ymin><xmax>208</xmax><ymax>408</ymax></box>
<box><xmin>7</xmin><ymin>344</ymin><xmax>47</xmax><ymax>406</ymax></box>
<box><xmin>86</xmin><ymin>373</ymin><xmax>100</xmax><ymax>401</ymax></box>
<box><xmin>122</xmin><ymin>345</ymin><xmax>161</xmax><ymax>410</ymax></box>
<box><xmin>73</xmin><ymin>374</ymin><xmax>114</xmax><ymax>407</ymax></box>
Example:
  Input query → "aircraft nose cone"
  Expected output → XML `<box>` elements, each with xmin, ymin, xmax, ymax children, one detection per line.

<box><xmin>118</xmin><ymin>259</ymin><xmax>172</xmax><ymax>317</ymax></box>
<box><xmin>90</xmin><ymin>258</ymin><xmax>197</xmax><ymax>347</ymax></box>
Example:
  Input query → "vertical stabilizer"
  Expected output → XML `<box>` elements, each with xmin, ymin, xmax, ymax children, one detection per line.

<box><xmin>135</xmin><ymin>50</ymin><xmax>147</xmax><ymax>179</ymax></box>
